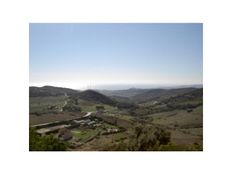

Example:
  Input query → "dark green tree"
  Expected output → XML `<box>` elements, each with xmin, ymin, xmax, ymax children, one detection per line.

<box><xmin>29</xmin><ymin>127</ymin><xmax>67</xmax><ymax>151</ymax></box>
<box><xmin>128</xmin><ymin>125</ymin><xmax>171</xmax><ymax>151</ymax></box>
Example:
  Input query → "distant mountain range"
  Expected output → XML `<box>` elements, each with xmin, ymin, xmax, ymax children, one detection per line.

<box><xmin>98</xmin><ymin>88</ymin><xmax>150</xmax><ymax>98</ymax></box>
<box><xmin>94</xmin><ymin>84</ymin><xmax>203</xmax><ymax>90</ymax></box>
<box><xmin>30</xmin><ymin>85</ymin><xmax>203</xmax><ymax>105</ymax></box>
<box><xmin>130</xmin><ymin>88</ymin><xmax>199</xmax><ymax>103</ymax></box>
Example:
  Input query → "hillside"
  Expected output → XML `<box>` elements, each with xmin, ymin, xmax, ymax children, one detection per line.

<box><xmin>131</xmin><ymin>88</ymin><xmax>198</xmax><ymax>103</ymax></box>
<box><xmin>161</xmin><ymin>88</ymin><xmax>203</xmax><ymax>105</ymax></box>
<box><xmin>29</xmin><ymin>87</ymin><xmax>117</xmax><ymax>115</ymax></box>
<box><xmin>29</xmin><ymin>86</ymin><xmax>79</xmax><ymax>97</ymax></box>
<box><xmin>29</xmin><ymin>85</ymin><xmax>203</xmax><ymax>151</ymax></box>
<box><xmin>98</xmin><ymin>88</ymin><xmax>150</xmax><ymax>97</ymax></box>
<box><xmin>130</xmin><ymin>88</ymin><xmax>203</xmax><ymax>116</ymax></box>
<box><xmin>76</xmin><ymin>90</ymin><xmax>116</xmax><ymax>106</ymax></box>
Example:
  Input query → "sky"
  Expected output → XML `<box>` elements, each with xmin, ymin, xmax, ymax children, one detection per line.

<box><xmin>29</xmin><ymin>23</ymin><xmax>203</xmax><ymax>89</ymax></box>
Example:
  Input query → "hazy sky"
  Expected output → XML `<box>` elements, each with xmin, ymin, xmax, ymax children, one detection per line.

<box><xmin>29</xmin><ymin>23</ymin><xmax>203</xmax><ymax>89</ymax></box>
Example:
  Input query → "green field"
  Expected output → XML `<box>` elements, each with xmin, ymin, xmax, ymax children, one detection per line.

<box><xmin>150</xmin><ymin>106</ymin><xmax>203</xmax><ymax>146</ymax></box>
<box><xmin>71</xmin><ymin>129</ymin><xmax>99</xmax><ymax>142</ymax></box>
<box><xmin>152</xmin><ymin>106</ymin><xmax>203</xmax><ymax>128</ymax></box>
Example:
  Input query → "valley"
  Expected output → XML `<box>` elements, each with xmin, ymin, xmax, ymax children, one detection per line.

<box><xmin>29</xmin><ymin>86</ymin><xmax>203</xmax><ymax>151</ymax></box>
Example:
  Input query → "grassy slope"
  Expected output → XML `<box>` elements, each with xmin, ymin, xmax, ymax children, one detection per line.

<box><xmin>151</xmin><ymin>106</ymin><xmax>203</xmax><ymax>145</ymax></box>
<box><xmin>29</xmin><ymin>96</ymin><xmax>67</xmax><ymax>114</ymax></box>
<box><xmin>78</xmin><ymin>99</ymin><xmax>119</xmax><ymax>112</ymax></box>
<box><xmin>152</xmin><ymin>106</ymin><xmax>203</xmax><ymax>128</ymax></box>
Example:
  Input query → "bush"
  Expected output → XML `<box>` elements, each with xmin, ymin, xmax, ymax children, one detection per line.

<box><xmin>29</xmin><ymin>127</ymin><xmax>67</xmax><ymax>151</ymax></box>
<box><xmin>103</xmin><ymin>124</ymin><xmax>171</xmax><ymax>151</ymax></box>
<box><xmin>127</xmin><ymin>125</ymin><xmax>171</xmax><ymax>151</ymax></box>
<box><xmin>63</xmin><ymin>103</ymin><xmax>81</xmax><ymax>112</ymax></box>
<box><xmin>68</xmin><ymin>96</ymin><xmax>79</xmax><ymax>105</ymax></box>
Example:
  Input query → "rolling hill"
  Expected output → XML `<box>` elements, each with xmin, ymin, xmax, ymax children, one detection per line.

<box><xmin>29</xmin><ymin>86</ymin><xmax>79</xmax><ymax>97</ymax></box>
<box><xmin>29</xmin><ymin>86</ymin><xmax>116</xmax><ymax>106</ymax></box>
<box><xmin>131</xmin><ymin>88</ymin><xmax>198</xmax><ymax>103</ymax></box>
<box><xmin>98</xmin><ymin>88</ymin><xmax>150</xmax><ymax>97</ymax></box>
<box><xmin>76</xmin><ymin>90</ymin><xmax>116</xmax><ymax>106</ymax></box>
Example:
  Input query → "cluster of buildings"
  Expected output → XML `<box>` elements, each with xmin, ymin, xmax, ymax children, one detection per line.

<box><xmin>32</xmin><ymin>113</ymin><xmax>120</xmax><ymax>143</ymax></box>
<box><xmin>72</xmin><ymin>118</ymin><xmax>101</xmax><ymax>128</ymax></box>
<box><xmin>33</xmin><ymin>115</ymin><xmax>101</xmax><ymax>135</ymax></box>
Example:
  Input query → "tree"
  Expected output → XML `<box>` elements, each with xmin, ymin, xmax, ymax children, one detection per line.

<box><xmin>102</xmin><ymin>124</ymin><xmax>171</xmax><ymax>151</ymax></box>
<box><xmin>29</xmin><ymin>127</ymin><xmax>67</xmax><ymax>151</ymax></box>
<box><xmin>68</xmin><ymin>96</ymin><xmax>79</xmax><ymax>105</ymax></box>
<box><xmin>63</xmin><ymin>103</ymin><xmax>81</xmax><ymax>112</ymax></box>
<box><xmin>128</xmin><ymin>124</ymin><xmax>171</xmax><ymax>151</ymax></box>
<box><xmin>71</xmin><ymin>97</ymin><xmax>79</xmax><ymax>105</ymax></box>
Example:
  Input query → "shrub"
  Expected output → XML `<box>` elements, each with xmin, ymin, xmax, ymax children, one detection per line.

<box><xmin>102</xmin><ymin>125</ymin><xmax>171</xmax><ymax>151</ymax></box>
<box><xmin>68</xmin><ymin>96</ymin><xmax>79</xmax><ymax>105</ymax></box>
<box><xmin>63</xmin><ymin>103</ymin><xmax>81</xmax><ymax>112</ymax></box>
<box><xmin>128</xmin><ymin>125</ymin><xmax>171</xmax><ymax>151</ymax></box>
<box><xmin>29</xmin><ymin>127</ymin><xmax>67</xmax><ymax>151</ymax></box>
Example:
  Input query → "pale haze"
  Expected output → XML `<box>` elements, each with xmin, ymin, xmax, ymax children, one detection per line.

<box><xmin>29</xmin><ymin>23</ymin><xmax>203</xmax><ymax>89</ymax></box>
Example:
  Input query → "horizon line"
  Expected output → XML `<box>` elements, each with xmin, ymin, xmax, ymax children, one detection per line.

<box><xmin>29</xmin><ymin>83</ymin><xmax>203</xmax><ymax>90</ymax></box>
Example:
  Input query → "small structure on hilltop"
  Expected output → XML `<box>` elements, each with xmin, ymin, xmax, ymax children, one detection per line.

<box><xmin>58</xmin><ymin>128</ymin><xmax>73</xmax><ymax>141</ymax></box>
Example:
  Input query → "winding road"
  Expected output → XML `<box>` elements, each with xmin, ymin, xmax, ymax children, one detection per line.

<box><xmin>59</xmin><ymin>93</ymin><xmax>69</xmax><ymax>112</ymax></box>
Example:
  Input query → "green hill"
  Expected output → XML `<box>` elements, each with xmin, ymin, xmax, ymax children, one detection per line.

<box><xmin>29</xmin><ymin>86</ymin><xmax>79</xmax><ymax>97</ymax></box>
<box><xmin>76</xmin><ymin>90</ymin><xmax>116</xmax><ymax>106</ymax></box>
<box><xmin>131</xmin><ymin>88</ymin><xmax>198</xmax><ymax>103</ymax></box>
